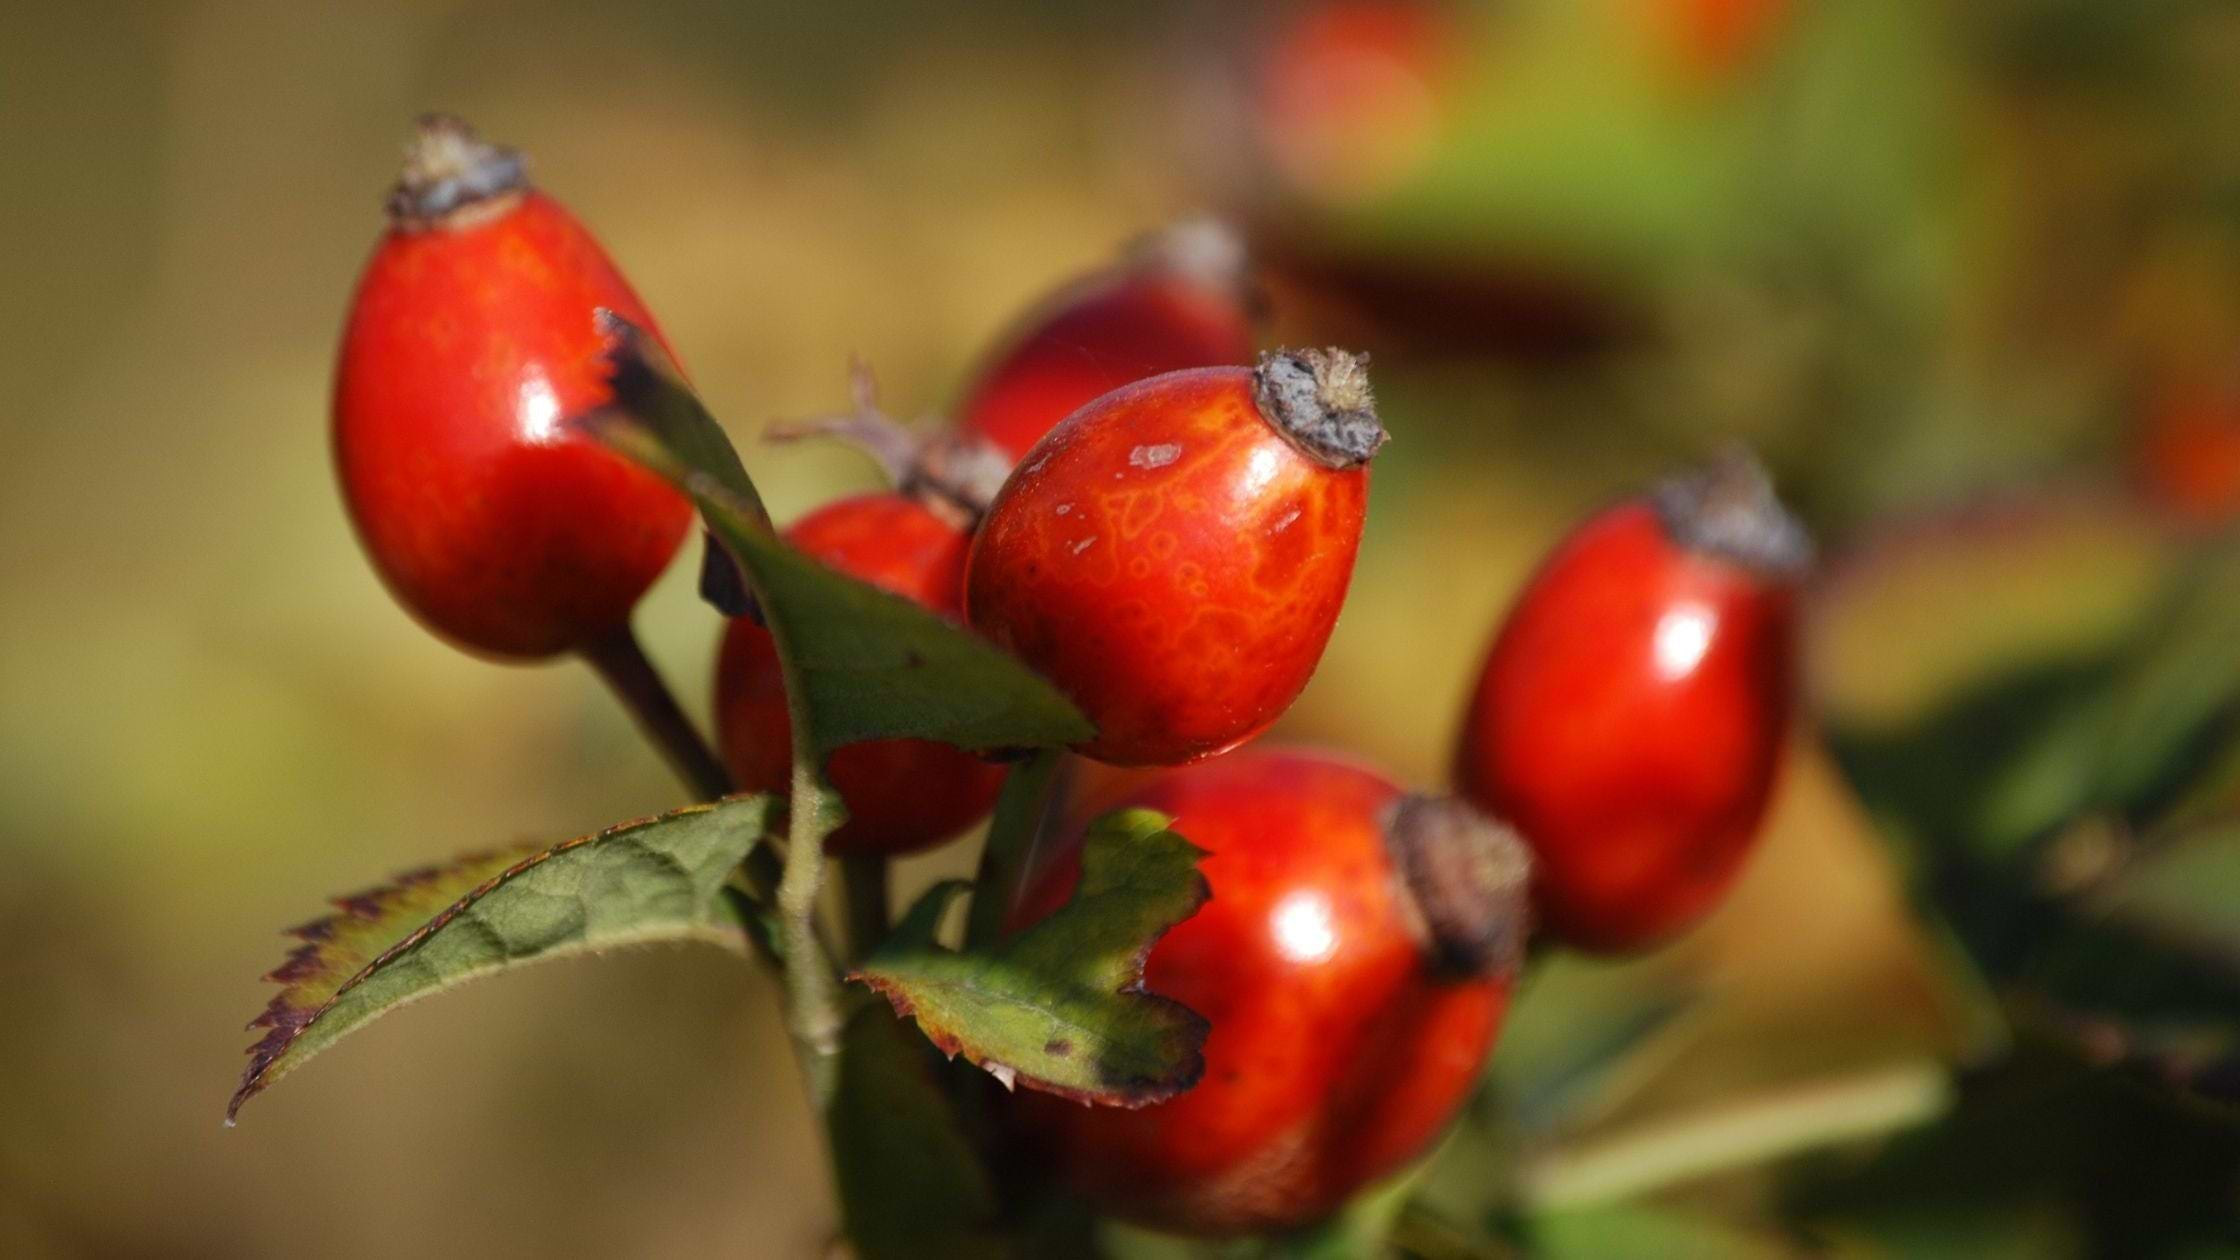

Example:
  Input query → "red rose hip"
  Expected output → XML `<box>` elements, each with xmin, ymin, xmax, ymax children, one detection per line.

<box><xmin>965</xmin><ymin>350</ymin><xmax>1384</xmax><ymax>767</ymax></box>
<box><xmin>954</xmin><ymin>219</ymin><xmax>1261</xmax><ymax>464</ymax></box>
<box><xmin>716</xmin><ymin>493</ymin><xmax>1008</xmax><ymax>856</ymax></box>
<box><xmin>1010</xmin><ymin>747</ymin><xmax>1530</xmax><ymax>1237</ymax></box>
<box><xmin>333</xmin><ymin>116</ymin><xmax>692</xmax><ymax>659</ymax></box>
<box><xmin>1453</xmin><ymin>453</ymin><xmax>1810</xmax><ymax>953</ymax></box>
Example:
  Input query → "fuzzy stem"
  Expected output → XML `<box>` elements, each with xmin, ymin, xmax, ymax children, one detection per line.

<box><xmin>843</xmin><ymin>853</ymin><xmax>891</xmax><ymax>962</ymax></box>
<box><xmin>781</xmin><ymin>756</ymin><xmax>847</xmax><ymax>1107</ymax></box>
<box><xmin>965</xmin><ymin>750</ymin><xmax>1065</xmax><ymax>951</ymax></box>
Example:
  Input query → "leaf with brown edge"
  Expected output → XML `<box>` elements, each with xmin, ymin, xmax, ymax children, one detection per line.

<box><xmin>851</xmin><ymin>808</ymin><xmax>1210</xmax><ymax>1106</ymax></box>
<box><xmin>229</xmin><ymin>795</ymin><xmax>773</xmax><ymax>1123</ymax></box>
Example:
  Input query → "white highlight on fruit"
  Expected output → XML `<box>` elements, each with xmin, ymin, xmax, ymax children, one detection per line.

<box><xmin>1271</xmin><ymin>890</ymin><xmax>1338</xmax><ymax>964</ymax></box>
<box><xmin>1652</xmin><ymin>603</ymin><xmax>1716</xmax><ymax>681</ymax></box>
<box><xmin>1241</xmin><ymin>445</ymin><xmax>1281</xmax><ymax>496</ymax></box>
<box><xmin>518</xmin><ymin>372</ymin><xmax>561</xmax><ymax>441</ymax></box>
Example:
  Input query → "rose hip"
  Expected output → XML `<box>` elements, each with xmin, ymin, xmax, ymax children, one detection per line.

<box><xmin>334</xmin><ymin>116</ymin><xmax>691</xmax><ymax>659</ymax></box>
<box><xmin>1453</xmin><ymin>453</ymin><xmax>1809</xmax><ymax>952</ymax></box>
<box><xmin>965</xmin><ymin>350</ymin><xmax>1384</xmax><ymax>767</ymax></box>
<box><xmin>1009</xmin><ymin>747</ymin><xmax>1529</xmax><ymax>1237</ymax></box>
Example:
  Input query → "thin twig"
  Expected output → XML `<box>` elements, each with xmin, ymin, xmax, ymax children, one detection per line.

<box><xmin>580</xmin><ymin>623</ymin><xmax>784</xmax><ymax>903</ymax></box>
<box><xmin>581</xmin><ymin>623</ymin><xmax>733</xmax><ymax>801</ymax></box>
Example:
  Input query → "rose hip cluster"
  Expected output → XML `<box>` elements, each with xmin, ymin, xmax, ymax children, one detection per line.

<box><xmin>332</xmin><ymin>119</ymin><xmax>1810</xmax><ymax>1240</ymax></box>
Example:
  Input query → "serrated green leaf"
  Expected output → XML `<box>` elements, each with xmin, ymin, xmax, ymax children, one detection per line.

<box><xmin>830</xmin><ymin>1004</ymin><xmax>1005</xmax><ymax>1260</ymax></box>
<box><xmin>852</xmin><ymin>808</ymin><xmax>1210</xmax><ymax>1105</ymax></box>
<box><xmin>228</xmin><ymin>795</ymin><xmax>772</xmax><ymax>1122</ymax></box>
<box><xmin>578</xmin><ymin>324</ymin><xmax>1093</xmax><ymax>760</ymax></box>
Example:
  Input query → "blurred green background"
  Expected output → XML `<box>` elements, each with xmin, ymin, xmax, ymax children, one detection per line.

<box><xmin>3</xmin><ymin>1</ymin><xmax>2236</xmax><ymax>1256</ymax></box>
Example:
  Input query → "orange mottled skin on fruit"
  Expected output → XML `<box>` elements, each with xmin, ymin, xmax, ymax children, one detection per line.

<box><xmin>334</xmin><ymin>190</ymin><xmax>692</xmax><ymax>658</ymax></box>
<box><xmin>1008</xmin><ymin>749</ymin><xmax>1510</xmax><ymax>1237</ymax></box>
<box><xmin>956</xmin><ymin>274</ymin><xmax>1257</xmax><ymax>462</ymax></box>
<box><xmin>717</xmin><ymin>493</ymin><xmax>1007</xmax><ymax>856</ymax></box>
<box><xmin>965</xmin><ymin>367</ymin><xmax>1369</xmax><ymax>767</ymax></box>
<box><xmin>1454</xmin><ymin>502</ymin><xmax>1795</xmax><ymax>952</ymax></box>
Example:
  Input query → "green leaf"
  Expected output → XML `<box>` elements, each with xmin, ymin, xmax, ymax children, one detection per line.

<box><xmin>579</xmin><ymin>323</ymin><xmax>1093</xmax><ymax>760</ymax></box>
<box><xmin>829</xmin><ymin>1004</ymin><xmax>1004</xmax><ymax>1260</ymax></box>
<box><xmin>2093</xmin><ymin>545</ymin><xmax>2240</xmax><ymax>823</ymax></box>
<box><xmin>1489</xmin><ymin>953</ymin><xmax>1702</xmax><ymax>1139</ymax></box>
<box><xmin>1528</xmin><ymin>1203</ymin><xmax>1797</xmax><ymax>1260</ymax></box>
<box><xmin>2100</xmin><ymin>816</ymin><xmax>2240</xmax><ymax>965</ymax></box>
<box><xmin>228</xmin><ymin>796</ymin><xmax>773</xmax><ymax>1122</ymax></box>
<box><xmin>1783</xmin><ymin>1038</ymin><xmax>2240</xmax><ymax>1257</ymax></box>
<box><xmin>852</xmin><ymin>808</ymin><xmax>1210</xmax><ymax>1105</ymax></box>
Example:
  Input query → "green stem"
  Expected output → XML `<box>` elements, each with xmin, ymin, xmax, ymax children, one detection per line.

<box><xmin>780</xmin><ymin>756</ymin><xmax>847</xmax><ymax>1107</ymax></box>
<box><xmin>1515</xmin><ymin>1060</ymin><xmax>1952</xmax><ymax>1211</ymax></box>
<box><xmin>964</xmin><ymin>750</ymin><xmax>1065</xmax><ymax>951</ymax></box>
<box><xmin>843</xmin><ymin>853</ymin><xmax>890</xmax><ymax>962</ymax></box>
<box><xmin>581</xmin><ymin>623</ymin><xmax>784</xmax><ymax>903</ymax></box>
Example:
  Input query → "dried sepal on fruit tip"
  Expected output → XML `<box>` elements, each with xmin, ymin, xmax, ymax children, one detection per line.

<box><xmin>385</xmin><ymin>114</ymin><xmax>531</xmax><ymax>229</ymax></box>
<box><xmin>1126</xmin><ymin>216</ymin><xmax>1251</xmax><ymax>291</ymax></box>
<box><xmin>1652</xmin><ymin>447</ymin><xmax>1814</xmax><ymax>578</ymax></box>
<box><xmin>1251</xmin><ymin>347</ymin><xmax>1387</xmax><ymax>470</ymax></box>
<box><xmin>1383</xmin><ymin>794</ymin><xmax>1533</xmax><ymax>978</ymax></box>
<box><xmin>903</xmin><ymin>429</ymin><xmax>1013</xmax><ymax>527</ymax></box>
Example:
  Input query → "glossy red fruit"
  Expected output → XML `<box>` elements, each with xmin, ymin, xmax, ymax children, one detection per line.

<box><xmin>715</xmin><ymin>493</ymin><xmax>1008</xmax><ymax>856</ymax></box>
<box><xmin>966</xmin><ymin>351</ymin><xmax>1383</xmax><ymax>767</ymax></box>
<box><xmin>334</xmin><ymin>116</ymin><xmax>692</xmax><ymax>659</ymax></box>
<box><xmin>1009</xmin><ymin>747</ymin><xmax>1529</xmax><ymax>1238</ymax></box>
<box><xmin>953</xmin><ymin>220</ymin><xmax>1261</xmax><ymax>465</ymax></box>
<box><xmin>1454</xmin><ymin>454</ymin><xmax>1809</xmax><ymax>953</ymax></box>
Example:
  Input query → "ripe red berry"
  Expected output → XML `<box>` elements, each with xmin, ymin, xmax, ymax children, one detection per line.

<box><xmin>333</xmin><ymin>116</ymin><xmax>692</xmax><ymax>659</ymax></box>
<box><xmin>1453</xmin><ymin>454</ymin><xmax>1809</xmax><ymax>953</ymax></box>
<box><xmin>716</xmin><ymin>492</ymin><xmax>1008</xmax><ymax>855</ymax></box>
<box><xmin>953</xmin><ymin>220</ymin><xmax>1261</xmax><ymax>465</ymax></box>
<box><xmin>1009</xmin><ymin>747</ymin><xmax>1529</xmax><ymax>1237</ymax></box>
<box><xmin>965</xmin><ymin>351</ymin><xmax>1384</xmax><ymax>767</ymax></box>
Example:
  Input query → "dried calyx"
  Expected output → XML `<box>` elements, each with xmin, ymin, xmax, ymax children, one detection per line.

<box><xmin>1251</xmin><ymin>348</ymin><xmax>1387</xmax><ymax>470</ymax></box>
<box><xmin>1128</xmin><ymin>216</ymin><xmax>1258</xmax><ymax>307</ymax></box>
<box><xmin>903</xmin><ymin>430</ymin><xmax>1013</xmax><ymax>528</ymax></box>
<box><xmin>386</xmin><ymin>114</ymin><xmax>530</xmax><ymax>229</ymax></box>
<box><xmin>1652</xmin><ymin>448</ymin><xmax>1814</xmax><ymax>578</ymax></box>
<box><xmin>763</xmin><ymin>361</ymin><xmax>1008</xmax><ymax>528</ymax></box>
<box><xmin>1383</xmin><ymin>795</ymin><xmax>1533</xmax><ymax>978</ymax></box>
